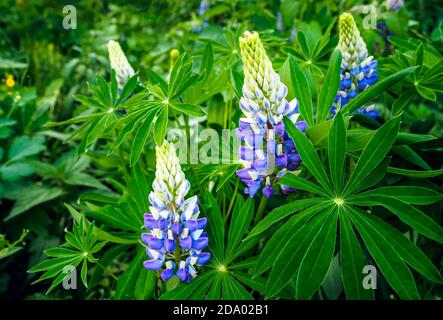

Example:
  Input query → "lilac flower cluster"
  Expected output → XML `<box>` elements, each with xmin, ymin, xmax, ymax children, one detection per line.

<box><xmin>142</xmin><ymin>142</ymin><xmax>210</xmax><ymax>282</ymax></box>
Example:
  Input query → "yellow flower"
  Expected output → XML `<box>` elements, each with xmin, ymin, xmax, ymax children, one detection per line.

<box><xmin>5</xmin><ymin>74</ymin><xmax>15</xmax><ymax>88</ymax></box>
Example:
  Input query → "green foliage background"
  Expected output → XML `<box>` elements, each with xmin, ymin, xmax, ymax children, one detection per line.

<box><xmin>0</xmin><ymin>0</ymin><xmax>442</xmax><ymax>300</ymax></box>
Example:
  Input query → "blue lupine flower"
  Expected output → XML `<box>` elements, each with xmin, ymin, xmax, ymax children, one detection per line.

<box><xmin>195</xmin><ymin>0</ymin><xmax>210</xmax><ymax>33</ymax></box>
<box><xmin>386</xmin><ymin>0</ymin><xmax>404</xmax><ymax>11</ymax></box>
<box><xmin>236</xmin><ymin>31</ymin><xmax>306</xmax><ymax>198</ymax></box>
<box><xmin>142</xmin><ymin>141</ymin><xmax>210</xmax><ymax>283</ymax></box>
<box><xmin>333</xmin><ymin>13</ymin><xmax>380</xmax><ymax>118</ymax></box>
<box><xmin>276</xmin><ymin>12</ymin><xmax>283</xmax><ymax>32</ymax></box>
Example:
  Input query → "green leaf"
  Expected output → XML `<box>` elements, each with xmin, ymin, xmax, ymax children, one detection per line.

<box><xmin>44</xmin><ymin>112</ymin><xmax>105</xmax><ymax>127</ymax></box>
<box><xmin>246</xmin><ymin>198</ymin><xmax>324</xmax><ymax>240</ymax></box>
<box><xmin>222</xmin><ymin>276</ymin><xmax>253</xmax><ymax>300</ymax></box>
<box><xmin>159</xmin><ymin>270</ymin><xmax>216</xmax><ymax>300</ymax></box>
<box><xmin>225</xmin><ymin>197</ymin><xmax>254</xmax><ymax>262</ymax></box>
<box><xmin>129</xmin><ymin>108</ymin><xmax>158</xmax><ymax>166</ymax></box>
<box><xmin>200</xmin><ymin>41</ymin><xmax>214</xmax><ymax>79</ymax></box>
<box><xmin>0</xmin><ymin>162</ymin><xmax>34</xmax><ymax>181</ymax></box>
<box><xmin>278</xmin><ymin>173</ymin><xmax>329</xmax><ymax>197</ymax></box>
<box><xmin>283</xmin><ymin>116</ymin><xmax>333</xmax><ymax>194</ymax></box>
<box><xmin>351</xmin><ymin>158</ymin><xmax>390</xmax><ymax>194</ymax></box>
<box><xmin>387</xmin><ymin>167</ymin><xmax>443</xmax><ymax>178</ymax></box>
<box><xmin>287</xmin><ymin>55</ymin><xmax>314</xmax><ymax>126</ymax></box>
<box><xmin>8</xmin><ymin>135</ymin><xmax>46</xmax><ymax>162</ymax></box>
<box><xmin>344</xmin><ymin>116</ymin><xmax>401</xmax><ymax>196</ymax></box>
<box><xmin>341</xmin><ymin>67</ymin><xmax>417</xmax><ymax>115</ymax></box>
<box><xmin>87</xmin><ymin>205</ymin><xmax>141</xmax><ymax>232</ymax></box>
<box><xmin>295</xmin><ymin>207</ymin><xmax>338</xmax><ymax>299</ymax></box>
<box><xmin>116</xmin><ymin>75</ymin><xmax>138</xmax><ymax>106</ymax></box>
<box><xmin>297</xmin><ymin>31</ymin><xmax>311</xmax><ymax>58</ymax></box>
<box><xmin>135</xmin><ymin>267</ymin><xmax>156</xmax><ymax>300</ymax></box>
<box><xmin>339</xmin><ymin>208</ymin><xmax>374</xmax><ymax>299</ymax></box>
<box><xmin>349</xmin><ymin>195</ymin><xmax>443</xmax><ymax>243</ymax></box>
<box><xmin>114</xmin><ymin>248</ymin><xmax>145</xmax><ymax>300</ymax></box>
<box><xmin>353</xmin><ymin>208</ymin><xmax>442</xmax><ymax>284</ymax></box>
<box><xmin>392</xmin><ymin>145</ymin><xmax>431</xmax><ymax>170</ymax></box>
<box><xmin>203</xmin><ymin>191</ymin><xmax>225</xmax><ymax>262</ymax></box>
<box><xmin>81</xmin><ymin>259</ymin><xmax>88</xmax><ymax>288</ymax></box>
<box><xmin>170</xmin><ymin>103</ymin><xmax>206</xmax><ymax>117</ymax></box>
<box><xmin>5</xmin><ymin>185</ymin><xmax>64</xmax><ymax>221</ymax></box>
<box><xmin>266</xmin><ymin>206</ymin><xmax>333</xmax><ymax>298</ymax></box>
<box><xmin>317</xmin><ymin>49</ymin><xmax>342</xmax><ymax>123</ymax></box>
<box><xmin>255</xmin><ymin>201</ymin><xmax>331</xmax><ymax>277</ymax></box>
<box><xmin>392</xmin><ymin>91</ymin><xmax>414</xmax><ymax>115</ymax></box>
<box><xmin>348</xmin><ymin>207</ymin><xmax>421</xmax><ymax>299</ymax></box>
<box><xmin>354</xmin><ymin>186</ymin><xmax>442</xmax><ymax>205</ymax></box>
<box><xmin>328</xmin><ymin>110</ymin><xmax>346</xmax><ymax>194</ymax></box>
<box><xmin>153</xmin><ymin>107</ymin><xmax>169</xmax><ymax>146</ymax></box>
<box><xmin>416</xmin><ymin>85</ymin><xmax>436</xmax><ymax>102</ymax></box>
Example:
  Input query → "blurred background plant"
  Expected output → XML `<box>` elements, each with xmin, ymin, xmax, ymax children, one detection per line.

<box><xmin>0</xmin><ymin>0</ymin><xmax>441</xmax><ymax>300</ymax></box>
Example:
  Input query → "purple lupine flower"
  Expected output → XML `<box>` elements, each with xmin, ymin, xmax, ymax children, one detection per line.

<box><xmin>142</xmin><ymin>142</ymin><xmax>210</xmax><ymax>282</ymax></box>
<box><xmin>276</xmin><ymin>12</ymin><xmax>283</xmax><ymax>32</ymax></box>
<box><xmin>195</xmin><ymin>0</ymin><xmax>210</xmax><ymax>33</ymax></box>
<box><xmin>386</xmin><ymin>0</ymin><xmax>404</xmax><ymax>11</ymax></box>
<box><xmin>333</xmin><ymin>13</ymin><xmax>379</xmax><ymax>118</ymax></box>
<box><xmin>289</xmin><ymin>26</ymin><xmax>297</xmax><ymax>43</ymax></box>
<box><xmin>236</xmin><ymin>31</ymin><xmax>306</xmax><ymax>198</ymax></box>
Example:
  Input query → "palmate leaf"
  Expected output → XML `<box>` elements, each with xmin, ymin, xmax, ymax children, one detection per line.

<box><xmin>254</xmin><ymin>201</ymin><xmax>332</xmax><ymax>278</ymax></box>
<box><xmin>347</xmin><ymin>206</ymin><xmax>421</xmax><ymax>299</ymax></box>
<box><xmin>344</xmin><ymin>115</ymin><xmax>401</xmax><ymax>196</ymax></box>
<box><xmin>278</xmin><ymin>107</ymin><xmax>442</xmax><ymax>299</ymax></box>
<box><xmin>351</xmin><ymin>208</ymin><xmax>442</xmax><ymax>284</ymax></box>
<box><xmin>225</xmin><ymin>197</ymin><xmax>254</xmax><ymax>263</ymax></box>
<box><xmin>29</xmin><ymin>216</ymin><xmax>106</xmax><ymax>293</ymax></box>
<box><xmin>349</xmin><ymin>194</ymin><xmax>443</xmax><ymax>243</ymax></box>
<box><xmin>265</xmin><ymin>206</ymin><xmax>335</xmax><ymax>298</ymax></box>
<box><xmin>295</xmin><ymin>206</ymin><xmax>338</xmax><ymax>299</ymax></box>
<box><xmin>246</xmin><ymin>198</ymin><xmax>324</xmax><ymax>240</ymax></box>
<box><xmin>339</xmin><ymin>209</ymin><xmax>374</xmax><ymax>300</ymax></box>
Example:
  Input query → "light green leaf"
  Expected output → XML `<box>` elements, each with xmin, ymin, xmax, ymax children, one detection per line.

<box><xmin>317</xmin><ymin>49</ymin><xmax>342</xmax><ymax>123</ymax></box>
<box><xmin>287</xmin><ymin>55</ymin><xmax>314</xmax><ymax>126</ymax></box>
<box><xmin>328</xmin><ymin>110</ymin><xmax>346</xmax><ymax>194</ymax></box>
<box><xmin>348</xmin><ymin>207</ymin><xmax>421</xmax><ymax>299</ymax></box>
<box><xmin>295</xmin><ymin>207</ymin><xmax>338</xmax><ymax>299</ymax></box>
<box><xmin>344</xmin><ymin>116</ymin><xmax>401</xmax><ymax>196</ymax></box>
<box><xmin>283</xmin><ymin>116</ymin><xmax>333</xmax><ymax>194</ymax></box>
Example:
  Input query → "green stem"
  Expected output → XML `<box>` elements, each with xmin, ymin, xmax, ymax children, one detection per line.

<box><xmin>225</xmin><ymin>179</ymin><xmax>239</xmax><ymax>223</ymax></box>
<box><xmin>253</xmin><ymin>195</ymin><xmax>268</xmax><ymax>225</ymax></box>
<box><xmin>97</xmin><ymin>262</ymin><xmax>118</xmax><ymax>281</ymax></box>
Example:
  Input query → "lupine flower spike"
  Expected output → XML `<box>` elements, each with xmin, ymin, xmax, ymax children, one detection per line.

<box><xmin>195</xmin><ymin>0</ymin><xmax>210</xmax><ymax>33</ymax></box>
<box><xmin>236</xmin><ymin>31</ymin><xmax>306</xmax><ymax>198</ymax></box>
<box><xmin>333</xmin><ymin>13</ymin><xmax>379</xmax><ymax>118</ymax></box>
<box><xmin>142</xmin><ymin>141</ymin><xmax>210</xmax><ymax>283</ymax></box>
<box><xmin>107</xmin><ymin>40</ymin><xmax>135</xmax><ymax>91</ymax></box>
<box><xmin>386</xmin><ymin>0</ymin><xmax>404</xmax><ymax>11</ymax></box>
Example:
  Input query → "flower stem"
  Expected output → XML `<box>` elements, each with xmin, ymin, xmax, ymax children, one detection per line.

<box><xmin>253</xmin><ymin>195</ymin><xmax>268</xmax><ymax>225</ymax></box>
